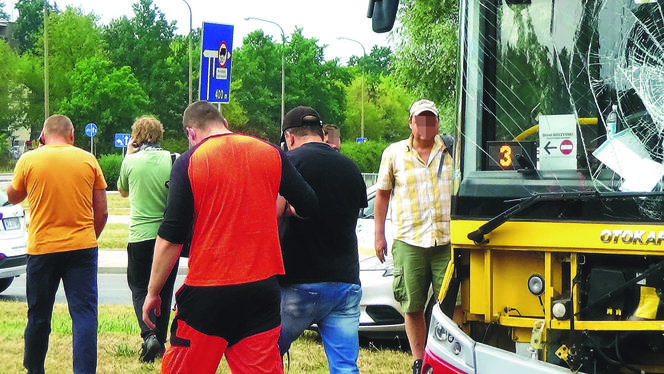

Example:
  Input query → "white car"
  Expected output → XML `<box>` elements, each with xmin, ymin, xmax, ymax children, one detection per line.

<box><xmin>356</xmin><ymin>185</ymin><xmax>406</xmax><ymax>339</ymax></box>
<box><xmin>0</xmin><ymin>191</ymin><xmax>28</xmax><ymax>293</ymax></box>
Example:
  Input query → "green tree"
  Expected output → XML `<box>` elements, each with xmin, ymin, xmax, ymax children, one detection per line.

<box><xmin>12</xmin><ymin>0</ymin><xmax>55</xmax><ymax>53</ymax></box>
<box><xmin>227</xmin><ymin>30</ymin><xmax>281</xmax><ymax>140</ymax></box>
<box><xmin>374</xmin><ymin>75</ymin><xmax>415</xmax><ymax>140</ymax></box>
<box><xmin>285</xmin><ymin>29</ymin><xmax>349</xmax><ymax>129</ymax></box>
<box><xmin>391</xmin><ymin>0</ymin><xmax>458</xmax><ymax>125</ymax></box>
<box><xmin>343</xmin><ymin>74</ymin><xmax>413</xmax><ymax>142</ymax></box>
<box><xmin>0</xmin><ymin>40</ymin><xmax>19</xmax><ymax>131</ymax></box>
<box><xmin>103</xmin><ymin>0</ymin><xmax>185</xmax><ymax>133</ymax></box>
<box><xmin>162</xmin><ymin>31</ymin><xmax>200</xmax><ymax>124</ymax></box>
<box><xmin>59</xmin><ymin>57</ymin><xmax>149</xmax><ymax>155</ymax></box>
<box><xmin>232</xmin><ymin>29</ymin><xmax>349</xmax><ymax>143</ymax></box>
<box><xmin>34</xmin><ymin>7</ymin><xmax>105</xmax><ymax>112</ymax></box>
<box><xmin>348</xmin><ymin>45</ymin><xmax>393</xmax><ymax>78</ymax></box>
<box><xmin>0</xmin><ymin>1</ymin><xmax>9</xmax><ymax>20</ymax></box>
<box><xmin>340</xmin><ymin>140</ymin><xmax>390</xmax><ymax>173</ymax></box>
<box><xmin>13</xmin><ymin>52</ymin><xmax>44</xmax><ymax>136</ymax></box>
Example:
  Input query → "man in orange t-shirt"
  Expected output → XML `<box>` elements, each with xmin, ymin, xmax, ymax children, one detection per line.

<box><xmin>8</xmin><ymin>114</ymin><xmax>108</xmax><ymax>374</ymax></box>
<box><xmin>142</xmin><ymin>101</ymin><xmax>318</xmax><ymax>374</ymax></box>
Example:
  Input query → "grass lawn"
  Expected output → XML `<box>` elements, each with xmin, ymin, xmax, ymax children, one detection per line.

<box><xmin>0</xmin><ymin>302</ymin><xmax>412</xmax><ymax>373</ymax></box>
<box><xmin>106</xmin><ymin>192</ymin><xmax>130</xmax><ymax>215</ymax></box>
<box><xmin>98</xmin><ymin>223</ymin><xmax>129</xmax><ymax>249</ymax></box>
<box><xmin>8</xmin><ymin>190</ymin><xmax>129</xmax><ymax>217</ymax></box>
<box><xmin>2</xmin><ymin>178</ymin><xmax>415</xmax><ymax>372</ymax></box>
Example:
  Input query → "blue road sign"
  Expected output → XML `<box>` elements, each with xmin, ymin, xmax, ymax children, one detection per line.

<box><xmin>356</xmin><ymin>137</ymin><xmax>368</xmax><ymax>143</ymax></box>
<box><xmin>115</xmin><ymin>133</ymin><xmax>130</xmax><ymax>148</ymax></box>
<box><xmin>199</xmin><ymin>23</ymin><xmax>234</xmax><ymax>103</ymax></box>
<box><xmin>85</xmin><ymin>123</ymin><xmax>97</xmax><ymax>137</ymax></box>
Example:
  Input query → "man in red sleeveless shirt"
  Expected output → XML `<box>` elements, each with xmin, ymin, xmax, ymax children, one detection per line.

<box><xmin>142</xmin><ymin>101</ymin><xmax>318</xmax><ymax>374</ymax></box>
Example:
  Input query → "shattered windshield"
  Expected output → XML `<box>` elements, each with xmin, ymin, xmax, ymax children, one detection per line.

<box><xmin>458</xmin><ymin>0</ymin><xmax>664</xmax><ymax>221</ymax></box>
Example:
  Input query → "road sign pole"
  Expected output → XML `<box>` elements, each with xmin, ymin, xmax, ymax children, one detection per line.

<box><xmin>85</xmin><ymin>123</ymin><xmax>98</xmax><ymax>155</ymax></box>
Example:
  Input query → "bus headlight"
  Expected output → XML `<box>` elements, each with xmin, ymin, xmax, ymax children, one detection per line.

<box><xmin>433</xmin><ymin>321</ymin><xmax>447</xmax><ymax>342</ymax></box>
<box><xmin>552</xmin><ymin>298</ymin><xmax>572</xmax><ymax>320</ymax></box>
<box><xmin>528</xmin><ymin>274</ymin><xmax>545</xmax><ymax>296</ymax></box>
<box><xmin>432</xmin><ymin>320</ymin><xmax>463</xmax><ymax>356</ymax></box>
<box><xmin>452</xmin><ymin>341</ymin><xmax>462</xmax><ymax>355</ymax></box>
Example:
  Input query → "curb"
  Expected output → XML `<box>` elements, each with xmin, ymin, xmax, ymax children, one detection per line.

<box><xmin>99</xmin><ymin>266</ymin><xmax>188</xmax><ymax>275</ymax></box>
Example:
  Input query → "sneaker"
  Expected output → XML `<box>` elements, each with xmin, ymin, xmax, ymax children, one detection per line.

<box><xmin>139</xmin><ymin>335</ymin><xmax>164</xmax><ymax>363</ymax></box>
<box><xmin>412</xmin><ymin>358</ymin><xmax>423</xmax><ymax>374</ymax></box>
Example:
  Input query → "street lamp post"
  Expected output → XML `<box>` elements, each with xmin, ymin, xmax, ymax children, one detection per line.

<box><xmin>337</xmin><ymin>37</ymin><xmax>366</xmax><ymax>140</ymax></box>
<box><xmin>44</xmin><ymin>1</ymin><xmax>50</xmax><ymax>120</ymax></box>
<box><xmin>245</xmin><ymin>17</ymin><xmax>285</xmax><ymax>125</ymax></box>
<box><xmin>182</xmin><ymin>0</ymin><xmax>192</xmax><ymax>105</ymax></box>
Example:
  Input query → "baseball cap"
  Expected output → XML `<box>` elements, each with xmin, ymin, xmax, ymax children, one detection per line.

<box><xmin>409</xmin><ymin>99</ymin><xmax>439</xmax><ymax>117</ymax></box>
<box><xmin>281</xmin><ymin>106</ymin><xmax>323</xmax><ymax>142</ymax></box>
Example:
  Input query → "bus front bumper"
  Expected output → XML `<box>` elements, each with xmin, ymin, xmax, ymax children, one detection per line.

<box><xmin>422</xmin><ymin>306</ymin><xmax>583</xmax><ymax>374</ymax></box>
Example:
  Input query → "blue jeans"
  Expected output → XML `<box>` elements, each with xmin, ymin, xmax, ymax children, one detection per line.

<box><xmin>24</xmin><ymin>248</ymin><xmax>98</xmax><ymax>374</ymax></box>
<box><xmin>279</xmin><ymin>282</ymin><xmax>362</xmax><ymax>374</ymax></box>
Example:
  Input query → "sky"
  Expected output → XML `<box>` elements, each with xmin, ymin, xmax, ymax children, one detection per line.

<box><xmin>3</xmin><ymin>0</ymin><xmax>394</xmax><ymax>64</ymax></box>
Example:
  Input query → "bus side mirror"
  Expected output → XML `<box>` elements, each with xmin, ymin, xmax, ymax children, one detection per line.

<box><xmin>367</xmin><ymin>0</ymin><xmax>399</xmax><ymax>33</ymax></box>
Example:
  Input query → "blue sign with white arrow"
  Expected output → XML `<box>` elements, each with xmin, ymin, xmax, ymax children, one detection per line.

<box><xmin>115</xmin><ymin>133</ymin><xmax>130</xmax><ymax>148</ymax></box>
<box><xmin>85</xmin><ymin>123</ymin><xmax>97</xmax><ymax>137</ymax></box>
<box><xmin>199</xmin><ymin>23</ymin><xmax>234</xmax><ymax>103</ymax></box>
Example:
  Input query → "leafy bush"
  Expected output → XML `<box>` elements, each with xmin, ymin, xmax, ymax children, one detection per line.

<box><xmin>161</xmin><ymin>132</ymin><xmax>189</xmax><ymax>154</ymax></box>
<box><xmin>98</xmin><ymin>154</ymin><xmax>123</xmax><ymax>191</ymax></box>
<box><xmin>340</xmin><ymin>140</ymin><xmax>390</xmax><ymax>173</ymax></box>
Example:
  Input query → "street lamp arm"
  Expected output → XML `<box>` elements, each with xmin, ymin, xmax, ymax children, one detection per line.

<box><xmin>181</xmin><ymin>0</ymin><xmax>191</xmax><ymax>13</ymax></box>
<box><xmin>245</xmin><ymin>17</ymin><xmax>285</xmax><ymax>42</ymax></box>
<box><xmin>245</xmin><ymin>17</ymin><xmax>286</xmax><ymax>126</ymax></box>
<box><xmin>337</xmin><ymin>36</ymin><xmax>367</xmax><ymax>56</ymax></box>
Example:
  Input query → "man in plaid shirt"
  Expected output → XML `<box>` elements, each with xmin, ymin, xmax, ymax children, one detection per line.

<box><xmin>374</xmin><ymin>99</ymin><xmax>452</xmax><ymax>374</ymax></box>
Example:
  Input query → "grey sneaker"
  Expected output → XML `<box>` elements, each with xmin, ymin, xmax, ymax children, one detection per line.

<box><xmin>139</xmin><ymin>335</ymin><xmax>164</xmax><ymax>363</ymax></box>
<box><xmin>412</xmin><ymin>359</ymin><xmax>423</xmax><ymax>374</ymax></box>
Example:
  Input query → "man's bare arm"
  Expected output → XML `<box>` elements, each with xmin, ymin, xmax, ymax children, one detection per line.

<box><xmin>92</xmin><ymin>189</ymin><xmax>108</xmax><ymax>238</ymax></box>
<box><xmin>6</xmin><ymin>185</ymin><xmax>27</xmax><ymax>205</ymax></box>
<box><xmin>374</xmin><ymin>188</ymin><xmax>391</xmax><ymax>263</ymax></box>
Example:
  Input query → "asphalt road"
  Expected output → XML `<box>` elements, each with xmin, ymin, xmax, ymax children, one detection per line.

<box><xmin>0</xmin><ymin>173</ymin><xmax>12</xmax><ymax>190</ymax></box>
<box><xmin>0</xmin><ymin>273</ymin><xmax>186</xmax><ymax>305</ymax></box>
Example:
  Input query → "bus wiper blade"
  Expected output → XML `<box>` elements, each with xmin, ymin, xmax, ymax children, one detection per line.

<box><xmin>467</xmin><ymin>194</ymin><xmax>541</xmax><ymax>244</ymax></box>
<box><xmin>466</xmin><ymin>191</ymin><xmax>664</xmax><ymax>245</ymax></box>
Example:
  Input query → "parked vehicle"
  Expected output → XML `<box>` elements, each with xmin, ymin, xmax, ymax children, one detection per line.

<box><xmin>0</xmin><ymin>191</ymin><xmax>28</xmax><ymax>293</ymax></box>
<box><xmin>356</xmin><ymin>185</ymin><xmax>404</xmax><ymax>339</ymax></box>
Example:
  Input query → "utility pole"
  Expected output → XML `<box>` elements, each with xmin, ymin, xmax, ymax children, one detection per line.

<box><xmin>43</xmin><ymin>2</ymin><xmax>49</xmax><ymax>120</ymax></box>
<box><xmin>337</xmin><ymin>37</ymin><xmax>366</xmax><ymax>139</ymax></box>
<box><xmin>182</xmin><ymin>0</ymin><xmax>192</xmax><ymax>105</ymax></box>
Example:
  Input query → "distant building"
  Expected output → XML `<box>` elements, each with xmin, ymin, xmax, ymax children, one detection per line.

<box><xmin>0</xmin><ymin>20</ymin><xmax>12</xmax><ymax>42</ymax></box>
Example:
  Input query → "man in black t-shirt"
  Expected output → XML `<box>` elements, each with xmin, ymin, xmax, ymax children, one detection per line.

<box><xmin>278</xmin><ymin>106</ymin><xmax>367</xmax><ymax>373</ymax></box>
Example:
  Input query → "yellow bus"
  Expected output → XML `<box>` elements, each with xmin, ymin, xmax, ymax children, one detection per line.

<box><xmin>371</xmin><ymin>1</ymin><xmax>664</xmax><ymax>373</ymax></box>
